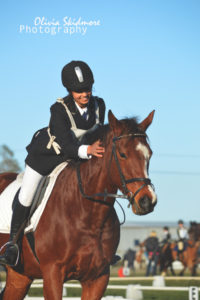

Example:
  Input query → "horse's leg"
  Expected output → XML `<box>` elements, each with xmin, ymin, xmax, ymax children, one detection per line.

<box><xmin>42</xmin><ymin>265</ymin><xmax>63</xmax><ymax>300</ymax></box>
<box><xmin>179</xmin><ymin>262</ymin><xmax>186</xmax><ymax>276</ymax></box>
<box><xmin>2</xmin><ymin>267</ymin><xmax>32</xmax><ymax>300</ymax></box>
<box><xmin>81</xmin><ymin>272</ymin><xmax>109</xmax><ymax>300</ymax></box>
<box><xmin>179</xmin><ymin>267</ymin><xmax>186</xmax><ymax>276</ymax></box>
<box><xmin>191</xmin><ymin>264</ymin><xmax>197</xmax><ymax>276</ymax></box>
<box><xmin>0</xmin><ymin>288</ymin><xmax>5</xmax><ymax>300</ymax></box>
<box><xmin>170</xmin><ymin>264</ymin><xmax>175</xmax><ymax>276</ymax></box>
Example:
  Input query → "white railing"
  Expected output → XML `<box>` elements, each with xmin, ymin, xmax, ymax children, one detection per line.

<box><xmin>1</xmin><ymin>277</ymin><xmax>200</xmax><ymax>300</ymax></box>
<box><xmin>23</xmin><ymin>282</ymin><xmax>200</xmax><ymax>291</ymax></box>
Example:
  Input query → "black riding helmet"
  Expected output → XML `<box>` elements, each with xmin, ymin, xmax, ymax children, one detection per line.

<box><xmin>61</xmin><ymin>60</ymin><xmax>94</xmax><ymax>92</ymax></box>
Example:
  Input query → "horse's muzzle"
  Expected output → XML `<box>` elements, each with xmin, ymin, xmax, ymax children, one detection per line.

<box><xmin>132</xmin><ymin>195</ymin><xmax>157</xmax><ymax>215</ymax></box>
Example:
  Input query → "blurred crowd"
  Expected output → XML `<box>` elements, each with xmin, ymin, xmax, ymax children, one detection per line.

<box><xmin>121</xmin><ymin>220</ymin><xmax>200</xmax><ymax>276</ymax></box>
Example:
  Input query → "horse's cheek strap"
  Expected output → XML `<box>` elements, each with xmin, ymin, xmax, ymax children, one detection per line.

<box><xmin>112</xmin><ymin>142</ymin><xmax>130</xmax><ymax>195</ymax></box>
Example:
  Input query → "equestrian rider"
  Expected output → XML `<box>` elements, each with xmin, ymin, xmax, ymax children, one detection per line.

<box><xmin>175</xmin><ymin>219</ymin><xmax>188</xmax><ymax>257</ymax></box>
<box><xmin>161</xmin><ymin>226</ymin><xmax>171</xmax><ymax>245</ymax></box>
<box><xmin>0</xmin><ymin>61</ymin><xmax>105</xmax><ymax>266</ymax></box>
<box><xmin>177</xmin><ymin>220</ymin><xmax>188</xmax><ymax>241</ymax></box>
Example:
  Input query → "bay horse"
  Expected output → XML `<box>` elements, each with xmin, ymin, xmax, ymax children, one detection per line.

<box><xmin>160</xmin><ymin>232</ymin><xmax>200</xmax><ymax>276</ymax></box>
<box><xmin>159</xmin><ymin>242</ymin><xmax>175</xmax><ymax>276</ymax></box>
<box><xmin>169</xmin><ymin>237</ymin><xmax>200</xmax><ymax>276</ymax></box>
<box><xmin>188</xmin><ymin>222</ymin><xmax>200</xmax><ymax>242</ymax></box>
<box><xmin>0</xmin><ymin>110</ymin><xmax>157</xmax><ymax>300</ymax></box>
<box><xmin>172</xmin><ymin>241</ymin><xmax>200</xmax><ymax>276</ymax></box>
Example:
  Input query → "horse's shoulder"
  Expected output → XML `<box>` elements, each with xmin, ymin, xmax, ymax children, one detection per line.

<box><xmin>102</xmin><ymin>207</ymin><xmax>120</xmax><ymax>232</ymax></box>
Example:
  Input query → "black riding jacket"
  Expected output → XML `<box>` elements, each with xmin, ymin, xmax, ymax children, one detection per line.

<box><xmin>25</xmin><ymin>95</ymin><xmax>105</xmax><ymax>175</ymax></box>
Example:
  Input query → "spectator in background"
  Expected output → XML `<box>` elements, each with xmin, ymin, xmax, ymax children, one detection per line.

<box><xmin>123</xmin><ymin>248</ymin><xmax>136</xmax><ymax>269</ymax></box>
<box><xmin>142</xmin><ymin>231</ymin><xmax>159</xmax><ymax>276</ymax></box>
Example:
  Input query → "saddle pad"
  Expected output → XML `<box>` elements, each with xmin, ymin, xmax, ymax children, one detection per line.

<box><xmin>0</xmin><ymin>162</ymin><xmax>68</xmax><ymax>234</ymax></box>
<box><xmin>178</xmin><ymin>241</ymin><xmax>184</xmax><ymax>251</ymax></box>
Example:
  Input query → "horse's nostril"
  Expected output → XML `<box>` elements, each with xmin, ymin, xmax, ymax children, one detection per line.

<box><xmin>139</xmin><ymin>195</ymin><xmax>152</xmax><ymax>210</ymax></box>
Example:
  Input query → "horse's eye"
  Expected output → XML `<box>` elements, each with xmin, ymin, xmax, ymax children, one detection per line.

<box><xmin>119</xmin><ymin>152</ymin><xmax>127</xmax><ymax>159</ymax></box>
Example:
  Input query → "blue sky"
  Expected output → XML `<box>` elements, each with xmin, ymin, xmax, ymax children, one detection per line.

<box><xmin>0</xmin><ymin>0</ymin><xmax>200</xmax><ymax>224</ymax></box>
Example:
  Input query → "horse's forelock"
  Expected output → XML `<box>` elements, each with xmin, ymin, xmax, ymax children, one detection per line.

<box><xmin>120</xmin><ymin>117</ymin><xmax>142</xmax><ymax>135</ymax></box>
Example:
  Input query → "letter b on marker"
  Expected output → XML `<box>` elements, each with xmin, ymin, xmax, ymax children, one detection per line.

<box><xmin>189</xmin><ymin>287</ymin><xmax>199</xmax><ymax>300</ymax></box>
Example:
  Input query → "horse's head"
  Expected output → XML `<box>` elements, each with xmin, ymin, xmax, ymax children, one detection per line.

<box><xmin>108</xmin><ymin>110</ymin><xmax>157</xmax><ymax>215</ymax></box>
<box><xmin>189</xmin><ymin>222</ymin><xmax>200</xmax><ymax>241</ymax></box>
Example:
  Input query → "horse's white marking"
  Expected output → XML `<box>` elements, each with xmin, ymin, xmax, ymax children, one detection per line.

<box><xmin>136</xmin><ymin>143</ymin><xmax>150</xmax><ymax>160</ymax></box>
<box><xmin>148</xmin><ymin>185</ymin><xmax>157</xmax><ymax>203</ymax></box>
<box><xmin>136</xmin><ymin>143</ymin><xmax>157</xmax><ymax>203</ymax></box>
<box><xmin>136</xmin><ymin>143</ymin><xmax>150</xmax><ymax>178</ymax></box>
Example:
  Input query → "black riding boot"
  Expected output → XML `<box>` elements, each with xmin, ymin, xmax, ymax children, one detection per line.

<box><xmin>0</xmin><ymin>192</ymin><xmax>30</xmax><ymax>266</ymax></box>
<box><xmin>110</xmin><ymin>255</ymin><xmax>121</xmax><ymax>265</ymax></box>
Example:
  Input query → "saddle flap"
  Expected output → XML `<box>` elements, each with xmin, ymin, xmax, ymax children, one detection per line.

<box><xmin>178</xmin><ymin>241</ymin><xmax>184</xmax><ymax>251</ymax></box>
<box><xmin>0</xmin><ymin>162</ymin><xmax>68</xmax><ymax>234</ymax></box>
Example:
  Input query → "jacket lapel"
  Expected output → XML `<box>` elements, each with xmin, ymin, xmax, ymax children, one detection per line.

<box><xmin>63</xmin><ymin>95</ymin><xmax>96</xmax><ymax>129</ymax></box>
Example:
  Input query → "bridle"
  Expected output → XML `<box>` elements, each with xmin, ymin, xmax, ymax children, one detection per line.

<box><xmin>76</xmin><ymin>132</ymin><xmax>154</xmax><ymax>208</ymax></box>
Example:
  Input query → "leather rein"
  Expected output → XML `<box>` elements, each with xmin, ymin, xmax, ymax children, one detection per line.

<box><xmin>76</xmin><ymin>132</ymin><xmax>154</xmax><ymax>208</ymax></box>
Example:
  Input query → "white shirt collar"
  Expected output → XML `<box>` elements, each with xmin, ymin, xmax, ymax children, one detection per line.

<box><xmin>74</xmin><ymin>100</ymin><xmax>88</xmax><ymax>116</ymax></box>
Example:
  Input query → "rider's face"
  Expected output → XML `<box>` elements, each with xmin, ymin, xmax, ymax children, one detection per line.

<box><xmin>72</xmin><ymin>88</ymin><xmax>92</xmax><ymax>108</ymax></box>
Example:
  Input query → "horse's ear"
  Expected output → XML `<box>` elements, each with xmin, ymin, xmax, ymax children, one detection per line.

<box><xmin>108</xmin><ymin>110</ymin><xmax>121</xmax><ymax>133</ymax></box>
<box><xmin>139</xmin><ymin>110</ymin><xmax>155</xmax><ymax>132</ymax></box>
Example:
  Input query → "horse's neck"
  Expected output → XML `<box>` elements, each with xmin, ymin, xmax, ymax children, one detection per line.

<box><xmin>82</xmin><ymin>150</ymin><xmax>116</xmax><ymax>197</ymax></box>
<box><xmin>76</xmin><ymin>152</ymin><xmax>117</xmax><ymax>227</ymax></box>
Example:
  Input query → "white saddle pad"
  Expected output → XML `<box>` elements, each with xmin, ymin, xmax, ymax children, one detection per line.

<box><xmin>0</xmin><ymin>162</ymin><xmax>68</xmax><ymax>234</ymax></box>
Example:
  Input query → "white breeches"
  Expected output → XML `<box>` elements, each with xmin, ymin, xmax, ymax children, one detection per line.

<box><xmin>18</xmin><ymin>165</ymin><xmax>44</xmax><ymax>207</ymax></box>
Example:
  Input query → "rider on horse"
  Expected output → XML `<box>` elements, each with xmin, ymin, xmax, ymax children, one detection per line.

<box><xmin>175</xmin><ymin>219</ymin><xmax>188</xmax><ymax>259</ymax></box>
<box><xmin>160</xmin><ymin>226</ymin><xmax>171</xmax><ymax>246</ymax></box>
<box><xmin>0</xmin><ymin>61</ymin><xmax>105</xmax><ymax>266</ymax></box>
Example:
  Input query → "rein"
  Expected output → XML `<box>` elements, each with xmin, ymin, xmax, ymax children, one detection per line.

<box><xmin>76</xmin><ymin>132</ymin><xmax>154</xmax><ymax>210</ymax></box>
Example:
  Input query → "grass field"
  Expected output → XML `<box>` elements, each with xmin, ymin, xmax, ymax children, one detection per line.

<box><xmin>26</xmin><ymin>277</ymin><xmax>200</xmax><ymax>300</ymax></box>
<box><xmin>27</xmin><ymin>284</ymin><xmax>198</xmax><ymax>300</ymax></box>
<box><xmin>28</xmin><ymin>289</ymin><xmax>189</xmax><ymax>300</ymax></box>
<box><xmin>1</xmin><ymin>267</ymin><xmax>200</xmax><ymax>300</ymax></box>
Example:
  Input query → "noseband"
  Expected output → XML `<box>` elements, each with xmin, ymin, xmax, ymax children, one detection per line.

<box><xmin>76</xmin><ymin>133</ymin><xmax>154</xmax><ymax>208</ymax></box>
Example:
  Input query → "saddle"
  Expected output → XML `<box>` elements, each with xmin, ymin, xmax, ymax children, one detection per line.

<box><xmin>177</xmin><ymin>241</ymin><xmax>184</xmax><ymax>251</ymax></box>
<box><xmin>0</xmin><ymin>162</ymin><xmax>68</xmax><ymax>234</ymax></box>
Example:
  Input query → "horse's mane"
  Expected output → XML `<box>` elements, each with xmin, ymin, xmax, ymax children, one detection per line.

<box><xmin>119</xmin><ymin>117</ymin><xmax>142</xmax><ymax>134</ymax></box>
<box><xmin>69</xmin><ymin>116</ymin><xmax>142</xmax><ymax>168</ymax></box>
<box><xmin>84</xmin><ymin>116</ymin><xmax>141</xmax><ymax>144</ymax></box>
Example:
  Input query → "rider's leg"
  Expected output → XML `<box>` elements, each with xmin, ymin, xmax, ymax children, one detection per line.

<box><xmin>0</xmin><ymin>165</ymin><xmax>43</xmax><ymax>266</ymax></box>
